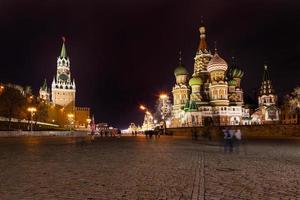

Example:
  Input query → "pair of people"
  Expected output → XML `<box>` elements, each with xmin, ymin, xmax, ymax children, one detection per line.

<box><xmin>223</xmin><ymin>127</ymin><xmax>242</xmax><ymax>153</ymax></box>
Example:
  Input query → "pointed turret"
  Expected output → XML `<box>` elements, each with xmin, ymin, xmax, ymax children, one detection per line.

<box><xmin>41</xmin><ymin>79</ymin><xmax>47</xmax><ymax>91</ymax></box>
<box><xmin>193</xmin><ymin>18</ymin><xmax>212</xmax><ymax>76</ymax></box>
<box><xmin>60</xmin><ymin>37</ymin><xmax>67</xmax><ymax>58</ymax></box>
<box><xmin>258</xmin><ymin>65</ymin><xmax>277</xmax><ymax>107</ymax></box>
<box><xmin>198</xmin><ymin>18</ymin><xmax>208</xmax><ymax>53</ymax></box>
<box><xmin>39</xmin><ymin>79</ymin><xmax>50</xmax><ymax>101</ymax></box>
<box><xmin>260</xmin><ymin>65</ymin><xmax>275</xmax><ymax>95</ymax></box>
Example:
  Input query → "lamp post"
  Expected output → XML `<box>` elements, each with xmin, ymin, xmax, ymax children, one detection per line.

<box><xmin>86</xmin><ymin>117</ymin><xmax>91</xmax><ymax>130</ymax></box>
<box><xmin>67</xmin><ymin>113</ymin><xmax>74</xmax><ymax>131</ymax></box>
<box><xmin>27</xmin><ymin>107</ymin><xmax>37</xmax><ymax>131</ymax></box>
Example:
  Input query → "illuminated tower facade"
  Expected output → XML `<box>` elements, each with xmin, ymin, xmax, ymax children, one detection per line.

<box><xmin>172</xmin><ymin>53</ymin><xmax>190</xmax><ymax>112</ymax></box>
<box><xmin>254</xmin><ymin>65</ymin><xmax>280</xmax><ymax>123</ymax></box>
<box><xmin>194</xmin><ymin>22</ymin><xmax>213</xmax><ymax>102</ymax></box>
<box><xmin>39</xmin><ymin>79</ymin><xmax>50</xmax><ymax>102</ymax></box>
<box><xmin>51</xmin><ymin>38</ymin><xmax>76</xmax><ymax>110</ymax></box>
<box><xmin>207</xmin><ymin>51</ymin><xmax>229</xmax><ymax>106</ymax></box>
<box><xmin>227</xmin><ymin>59</ymin><xmax>244</xmax><ymax>106</ymax></box>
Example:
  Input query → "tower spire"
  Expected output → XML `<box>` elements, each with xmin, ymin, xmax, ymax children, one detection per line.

<box><xmin>198</xmin><ymin>18</ymin><xmax>208</xmax><ymax>52</ymax></box>
<box><xmin>179</xmin><ymin>50</ymin><xmax>182</xmax><ymax>65</ymax></box>
<box><xmin>263</xmin><ymin>64</ymin><xmax>270</xmax><ymax>82</ymax></box>
<box><xmin>60</xmin><ymin>36</ymin><xmax>67</xmax><ymax>58</ymax></box>
<box><xmin>41</xmin><ymin>78</ymin><xmax>47</xmax><ymax>90</ymax></box>
<box><xmin>214</xmin><ymin>41</ymin><xmax>218</xmax><ymax>54</ymax></box>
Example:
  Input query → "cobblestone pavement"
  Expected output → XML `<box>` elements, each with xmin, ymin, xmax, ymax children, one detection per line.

<box><xmin>0</xmin><ymin>136</ymin><xmax>300</xmax><ymax>200</ymax></box>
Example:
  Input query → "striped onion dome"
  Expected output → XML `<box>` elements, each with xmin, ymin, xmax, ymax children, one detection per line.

<box><xmin>207</xmin><ymin>53</ymin><xmax>228</xmax><ymax>73</ymax></box>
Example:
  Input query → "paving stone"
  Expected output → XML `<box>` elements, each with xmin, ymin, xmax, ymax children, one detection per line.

<box><xmin>0</xmin><ymin>136</ymin><xmax>300</xmax><ymax>199</ymax></box>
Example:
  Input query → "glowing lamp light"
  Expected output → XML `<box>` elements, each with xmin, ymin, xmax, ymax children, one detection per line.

<box><xmin>27</xmin><ymin>107</ymin><xmax>37</xmax><ymax>113</ymax></box>
<box><xmin>160</xmin><ymin>94</ymin><xmax>168</xmax><ymax>99</ymax></box>
<box><xmin>139</xmin><ymin>105</ymin><xmax>146</xmax><ymax>110</ymax></box>
<box><xmin>86</xmin><ymin>118</ymin><xmax>91</xmax><ymax>124</ymax></box>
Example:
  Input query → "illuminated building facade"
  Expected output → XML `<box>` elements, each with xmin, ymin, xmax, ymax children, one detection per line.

<box><xmin>170</xmin><ymin>23</ymin><xmax>249</xmax><ymax>127</ymax></box>
<box><xmin>39</xmin><ymin>38</ymin><xmax>90</xmax><ymax>127</ymax></box>
<box><xmin>251</xmin><ymin>65</ymin><xmax>280</xmax><ymax>124</ymax></box>
<box><xmin>51</xmin><ymin>38</ymin><xmax>76</xmax><ymax>110</ymax></box>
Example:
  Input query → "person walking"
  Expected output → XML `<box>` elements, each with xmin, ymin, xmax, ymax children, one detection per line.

<box><xmin>228</xmin><ymin>127</ymin><xmax>234</xmax><ymax>152</ymax></box>
<box><xmin>223</xmin><ymin>127</ymin><xmax>233</xmax><ymax>153</ymax></box>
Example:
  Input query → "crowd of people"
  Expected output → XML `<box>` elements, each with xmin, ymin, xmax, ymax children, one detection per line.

<box><xmin>90</xmin><ymin>128</ymin><xmax>122</xmax><ymax>137</ymax></box>
<box><xmin>222</xmin><ymin>127</ymin><xmax>242</xmax><ymax>153</ymax></box>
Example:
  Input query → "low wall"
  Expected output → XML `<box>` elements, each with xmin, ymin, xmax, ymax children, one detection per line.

<box><xmin>0</xmin><ymin>131</ymin><xmax>88</xmax><ymax>137</ymax></box>
<box><xmin>167</xmin><ymin>124</ymin><xmax>300</xmax><ymax>140</ymax></box>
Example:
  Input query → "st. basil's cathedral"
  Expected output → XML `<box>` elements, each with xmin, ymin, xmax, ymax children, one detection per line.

<box><xmin>169</xmin><ymin>22</ymin><xmax>279</xmax><ymax>127</ymax></box>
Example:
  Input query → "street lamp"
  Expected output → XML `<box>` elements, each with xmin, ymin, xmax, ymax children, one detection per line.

<box><xmin>67</xmin><ymin>113</ymin><xmax>74</xmax><ymax>131</ymax></box>
<box><xmin>139</xmin><ymin>105</ymin><xmax>146</xmax><ymax>111</ymax></box>
<box><xmin>27</xmin><ymin>107</ymin><xmax>37</xmax><ymax>131</ymax></box>
<box><xmin>86</xmin><ymin>118</ymin><xmax>91</xmax><ymax>128</ymax></box>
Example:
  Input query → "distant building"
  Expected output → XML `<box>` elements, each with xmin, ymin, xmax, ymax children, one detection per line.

<box><xmin>39</xmin><ymin>38</ymin><xmax>90</xmax><ymax>127</ymax></box>
<box><xmin>280</xmin><ymin>107</ymin><xmax>298</xmax><ymax>124</ymax></box>
<box><xmin>51</xmin><ymin>37</ymin><xmax>76</xmax><ymax>110</ymax></box>
<box><xmin>39</xmin><ymin>79</ymin><xmax>50</xmax><ymax>102</ymax></box>
<box><xmin>170</xmin><ymin>22</ymin><xmax>249</xmax><ymax>127</ymax></box>
<box><xmin>75</xmin><ymin>107</ymin><xmax>90</xmax><ymax>127</ymax></box>
<box><xmin>251</xmin><ymin>65</ymin><xmax>280</xmax><ymax>124</ymax></box>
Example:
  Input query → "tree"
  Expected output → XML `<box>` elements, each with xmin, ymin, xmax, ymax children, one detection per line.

<box><xmin>285</xmin><ymin>86</ymin><xmax>300</xmax><ymax>124</ymax></box>
<box><xmin>35</xmin><ymin>101</ymin><xmax>49</xmax><ymax>123</ymax></box>
<box><xmin>0</xmin><ymin>86</ymin><xmax>26</xmax><ymax>130</ymax></box>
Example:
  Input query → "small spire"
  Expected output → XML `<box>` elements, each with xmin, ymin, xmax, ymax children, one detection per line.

<box><xmin>60</xmin><ymin>36</ymin><xmax>67</xmax><ymax>58</ymax></box>
<box><xmin>41</xmin><ymin>79</ymin><xmax>47</xmax><ymax>90</ymax></box>
<box><xmin>214</xmin><ymin>41</ymin><xmax>218</xmax><ymax>54</ymax></box>
<box><xmin>200</xmin><ymin>16</ymin><xmax>204</xmax><ymax>26</ymax></box>
<box><xmin>178</xmin><ymin>50</ymin><xmax>182</xmax><ymax>65</ymax></box>
<box><xmin>198</xmin><ymin>18</ymin><xmax>207</xmax><ymax>52</ymax></box>
<box><xmin>231</xmin><ymin>56</ymin><xmax>236</xmax><ymax>65</ymax></box>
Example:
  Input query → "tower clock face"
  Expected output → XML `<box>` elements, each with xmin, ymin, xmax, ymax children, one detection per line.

<box><xmin>59</xmin><ymin>74</ymin><xmax>69</xmax><ymax>81</ymax></box>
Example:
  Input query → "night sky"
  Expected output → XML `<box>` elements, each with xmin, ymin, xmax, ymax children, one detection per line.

<box><xmin>0</xmin><ymin>0</ymin><xmax>299</xmax><ymax>128</ymax></box>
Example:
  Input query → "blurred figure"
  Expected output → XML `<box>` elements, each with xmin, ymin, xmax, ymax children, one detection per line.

<box><xmin>192</xmin><ymin>128</ymin><xmax>198</xmax><ymax>140</ymax></box>
<box><xmin>223</xmin><ymin>127</ymin><xmax>233</xmax><ymax>153</ymax></box>
<box><xmin>117</xmin><ymin>129</ymin><xmax>121</xmax><ymax>138</ymax></box>
<box><xmin>234</xmin><ymin>129</ymin><xmax>242</xmax><ymax>153</ymax></box>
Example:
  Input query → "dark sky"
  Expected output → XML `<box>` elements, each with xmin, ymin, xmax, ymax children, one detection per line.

<box><xmin>0</xmin><ymin>0</ymin><xmax>299</xmax><ymax>129</ymax></box>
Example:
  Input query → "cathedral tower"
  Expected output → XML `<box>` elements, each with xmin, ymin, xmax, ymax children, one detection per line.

<box><xmin>207</xmin><ymin>50</ymin><xmax>229</xmax><ymax>106</ymax></box>
<box><xmin>39</xmin><ymin>79</ymin><xmax>50</xmax><ymax>102</ymax></box>
<box><xmin>254</xmin><ymin>65</ymin><xmax>280</xmax><ymax>123</ymax></box>
<box><xmin>227</xmin><ymin>58</ymin><xmax>244</xmax><ymax>106</ymax></box>
<box><xmin>172</xmin><ymin>52</ymin><xmax>190</xmax><ymax>111</ymax></box>
<box><xmin>51</xmin><ymin>37</ymin><xmax>76</xmax><ymax>110</ymax></box>
<box><xmin>258</xmin><ymin>65</ymin><xmax>277</xmax><ymax>107</ymax></box>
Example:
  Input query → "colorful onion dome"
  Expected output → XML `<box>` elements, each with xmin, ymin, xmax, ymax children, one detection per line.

<box><xmin>189</xmin><ymin>76</ymin><xmax>203</xmax><ymax>86</ymax></box>
<box><xmin>207</xmin><ymin>53</ymin><xmax>228</xmax><ymax>72</ymax></box>
<box><xmin>174</xmin><ymin>64</ymin><xmax>188</xmax><ymax>76</ymax></box>
<box><xmin>228</xmin><ymin>79</ymin><xmax>237</xmax><ymax>86</ymax></box>
<box><xmin>228</xmin><ymin>67</ymin><xmax>244</xmax><ymax>79</ymax></box>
